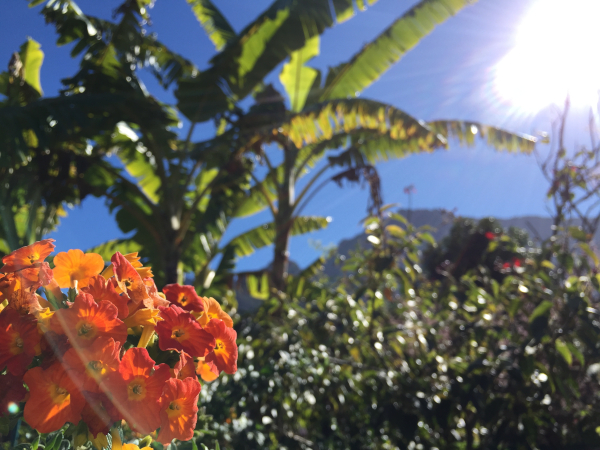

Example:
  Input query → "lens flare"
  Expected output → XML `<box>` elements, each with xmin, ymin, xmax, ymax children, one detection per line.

<box><xmin>495</xmin><ymin>0</ymin><xmax>600</xmax><ymax>111</ymax></box>
<box><xmin>7</xmin><ymin>402</ymin><xmax>19</xmax><ymax>414</ymax></box>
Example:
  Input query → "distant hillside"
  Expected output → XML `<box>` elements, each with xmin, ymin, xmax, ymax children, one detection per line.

<box><xmin>237</xmin><ymin>209</ymin><xmax>595</xmax><ymax>311</ymax></box>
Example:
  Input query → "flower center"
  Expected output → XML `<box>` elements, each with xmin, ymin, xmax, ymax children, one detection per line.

<box><xmin>50</xmin><ymin>384</ymin><xmax>70</xmax><ymax>404</ymax></box>
<box><xmin>27</xmin><ymin>254</ymin><xmax>38</xmax><ymax>264</ymax></box>
<box><xmin>179</xmin><ymin>295</ymin><xmax>188</xmax><ymax>305</ymax></box>
<box><xmin>215</xmin><ymin>339</ymin><xmax>224</xmax><ymax>351</ymax></box>
<box><xmin>9</xmin><ymin>332</ymin><xmax>24</xmax><ymax>355</ymax></box>
<box><xmin>172</xmin><ymin>328</ymin><xmax>186</xmax><ymax>340</ymax></box>
<box><xmin>127</xmin><ymin>377</ymin><xmax>147</xmax><ymax>401</ymax></box>
<box><xmin>77</xmin><ymin>322</ymin><xmax>95</xmax><ymax>338</ymax></box>
<box><xmin>166</xmin><ymin>399</ymin><xmax>184</xmax><ymax>418</ymax></box>
<box><xmin>88</xmin><ymin>360</ymin><xmax>103</xmax><ymax>372</ymax></box>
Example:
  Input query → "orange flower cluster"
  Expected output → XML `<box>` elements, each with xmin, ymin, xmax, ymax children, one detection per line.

<box><xmin>0</xmin><ymin>240</ymin><xmax>237</xmax><ymax>446</ymax></box>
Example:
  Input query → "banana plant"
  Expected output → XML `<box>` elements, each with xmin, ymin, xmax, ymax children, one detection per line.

<box><xmin>0</xmin><ymin>38</ymin><xmax>93</xmax><ymax>255</ymax></box>
<box><xmin>15</xmin><ymin>0</ymin><xmax>537</xmax><ymax>297</ymax></box>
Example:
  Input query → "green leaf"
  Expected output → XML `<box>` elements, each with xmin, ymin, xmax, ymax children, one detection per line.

<box><xmin>86</xmin><ymin>239</ymin><xmax>142</xmax><ymax>261</ymax></box>
<box><xmin>428</xmin><ymin>120</ymin><xmax>537</xmax><ymax>153</ymax></box>
<box><xmin>555</xmin><ymin>338</ymin><xmax>573</xmax><ymax>366</ymax></box>
<box><xmin>320</xmin><ymin>0</ymin><xmax>472</xmax><ymax>101</ymax></box>
<box><xmin>567</xmin><ymin>342</ymin><xmax>585</xmax><ymax>366</ymax></box>
<box><xmin>541</xmin><ymin>260</ymin><xmax>555</xmax><ymax>269</ymax></box>
<box><xmin>45</xmin><ymin>431</ymin><xmax>64</xmax><ymax>450</ymax></box>
<box><xmin>44</xmin><ymin>287</ymin><xmax>67</xmax><ymax>310</ymax></box>
<box><xmin>186</xmin><ymin>0</ymin><xmax>236</xmax><ymax>51</ymax></box>
<box><xmin>117</xmin><ymin>144</ymin><xmax>162</xmax><ymax>204</ymax></box>
<box><xmin>228</xmin><ymin>216</ymin><xmax>330</xmax><ymax>257</ymax></box>
<box><xmin>291</xmin><ymin>215</ymin><xmax>331</xmax><ymax>236</ymax></box>
<box><xmin>234</xmin><ymin>166</ymin><xmax>281</xmax><ymax>217</ymax></box>
<box><xmin>247</xmin><ymin>272</ymin><xmax>270</xmax><ymax>300</ymax></box>
<box><xmin>529</xmin><ymin>300</ymin><xmax>553</xmax><ymax>323</ymax></box>
<box><xmin>19</xmin><ymin>38</ymin><xmax>44</xmax><ymax>96</ymax></box>
<box><xmin>280</xmin><ymin>35</ymin><xmax>320</xmax><ymax>112</ymax></box>
<box><xmin>386</xmin><ymin>224</ymin><xmax>405</xmax><ymax>238</ymax></box>
<box><xmin>68</xmin><ymin>287</ymin><xmax>77</xmax><ymax>303</ymax></box>
<box><xmin>569</xmin><ymin>226</ymin><xmax>589</xmax><ymax>242</ymax></box>
<box><xmin>579</xmin><ymin>242</ymin><xmax>599</xmax><ymax>266</ymax></box>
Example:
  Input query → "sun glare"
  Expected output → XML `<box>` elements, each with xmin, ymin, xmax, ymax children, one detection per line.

<box><xmin>495</xmin><ymin>0</ymin><xmax>600</xmax><ymax>112</ymax></box>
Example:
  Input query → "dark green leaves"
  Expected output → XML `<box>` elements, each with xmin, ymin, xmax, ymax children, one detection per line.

<box><xmin>176</xmin><ymin>0</ymin><xmax>372</xmax><ymax>121</ymax></box>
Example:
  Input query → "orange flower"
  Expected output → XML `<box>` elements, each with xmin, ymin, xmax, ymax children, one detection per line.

<box><xmin>195</xmin><ymin>358</ymin><xmax>219</xmax><ymax>383</ymax></box>
<box><xmin>172</xmin><ymin>352</ymin><xmax>197</xmax><ymax>381</ymax></box>
<box><xmin>156</xmin><ymin>305</ymin><xmax>215</xmax><ymax>357</ymax></box>
<box><xmin>63</xmin><ymin>337</ymin><xmax>121</xmax><ymax>392</ymax></box>
<box><xmin>14</xmin><ymin>261</ymin><xmax>53</xmax><ymax>291</ymax></box>
<box><xmin>0</xmin><ymin>308</ymin><xmax>40</xmax><ymax>375</ymax></box>
<box><xmin>53</xmin><ymin>249</ymin><xmax>104</xmax><ymax>289</ymax></box>
<box><xmin>111</xmin><ymin>252</ymin><xmax>148</xmax><ymax>304</ymax></box>
<box><xmin>162</xmin><ymin>284</ymin><xmax>204</xmax><ymax>312</ymax></box>
<box><xmin>157</xmin><ymin>377</ymin><xmax>201</xmax><ymax>444</ymax></box>
<box><xmin>38</xmin><ymin>331</ymin><xmax>70</xmax><ymax>369</ymax></box>
<box><xmin>204</xmin><ymin>319</ymin><xmax>238</xmax><ymax>375</ymax></box>
<box><xmin>1</xmin><ymin>239</ymin><xmax>55</xmax><ymax>273</ymax></box>
<box><xmin>103</xmin><ymin>348</ymin><xmax>170</xmax><ymax>434</ymax></box>
<box><xmin>81</xmin><ymin>275</ymin><xmax>129</xmax><ymax>319</ymax></box>
<box><xmin>81</xmin><ymin>391</ymin><xmax>122</xmax><ymax>438</ymax></box>
<box><xmin>23</xmin><ymin>363</ymin><xmax>85</xmax><ymax>433</ymax></box>
<box><xmin>101</xmin><ymin>252</ymin><xmax>149</xmax><ymax>278</ymax></box>
<box><xmin>4</xmin><ymin>278</ymin><xmax>42</xmax><ymax>316</ymax></box>
<box><xmin>143</xmin><ymin>277</ymin><xmax>170</xmax><ymax>309</ymax></box>
<box><xmin>0</xmin><ymin>372</ymin><xmax>27</xmax><ymax>416</ymax></box>
<box><xmin>197</xmin><ymin>297</ymin><xmax>233</xmax><ymax>328</ymax></box>
<box><xmin>50</xmin><ymin>292</ymin><xmax>127</xmax><ymax>349</ymax></box>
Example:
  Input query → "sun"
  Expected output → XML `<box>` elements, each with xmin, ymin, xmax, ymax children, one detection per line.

<box><xmin>495</xmin><ymin>0</ymin><xmax>600</xmax><ymax>112</ymax></box>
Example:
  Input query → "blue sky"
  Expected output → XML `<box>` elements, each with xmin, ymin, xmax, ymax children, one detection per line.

<box><xmin>2</xmin><ymin>0</ymin><xmax>587</xmax><ymax>270</ymax></box>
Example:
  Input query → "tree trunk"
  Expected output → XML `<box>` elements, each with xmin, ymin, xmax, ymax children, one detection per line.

<box><xmin>164</xmin><ymin>250</ymin><xmax>180</xmax><ymax>286</ymax></box>
<box><xmin>271</xmin><ymin>143</ymin><xmax>297</xmax><ymax>292</ymax></box>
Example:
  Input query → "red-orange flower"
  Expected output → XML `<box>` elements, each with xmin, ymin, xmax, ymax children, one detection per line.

<box><xmin>1</xmin><ymin>239</ymin><xmax>55</xmax><ymax>273</ymax></box>
<box><xmin>53</xmin><ymin>249</ymin><xmax>104</xmax><ymax>289</ymax></box>
<box><xmin>156</xmin><ymin>305</ymin><xmax>215</xmax><ymax>357</ymax></box>
<box><xmin>50</xmin><ymin>292</ymin><xmax>127</xmax><ymax>348</ymax></box>
<box><xmin>63</xmin><ymin>337</ymin><xmax>121</xmax><ymax>392</ymax></box>
<box><xmin>0</xmin><ymin>372</ymin><xmax>27</xmax><ymax>416</ymax></box>
<box><xmin>103</xmin><ymin>348</ymin><xmax>170</xmax><ymax>434</ymax></box>
<box><xmin>204</xmin><ymin>319</ymin><xmax>238</xmax><ymax>375</ymax></box>
<box><xmin>157</xmin><ymin>377</ymin><xmax>201</xmax><ymax>444</ymax></box>
<box><xmin>197</xmin><ymin>297</ymin><xmax>233</xmax><ymax>328</ymax></box>
<box><xmin>111</xmin><ymin>252</ymin><xmax>148</xmax><ymax>304</ymax></box>
<box><xmin>23</xmin><ymin>363</ymin><xmax>85</xmax><ymax>433</ymax></box>
<box><xmin>81</xmin><ymin>275</ymin><xmax>129</xmax><ymax>319</ymax></box>
<box><xmin>163</xmin><ymin>284</ymin><xmax>204</xmax><ymax>312</ymax></box>
<box><xmin>81</xmin><ymin>391</ymin><xmax>122</xmax><ymax>438</ymax></box>
<box><xmin>0</xmin><ymin>308</ymin><xmax>40</xmax><ymax>375</ymax></box>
